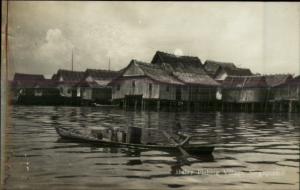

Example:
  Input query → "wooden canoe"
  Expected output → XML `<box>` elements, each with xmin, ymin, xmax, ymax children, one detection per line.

<box><xmin>54</xmin><ymin>126</ymin><xmax>214</xmax><ymax>155</ymax></box>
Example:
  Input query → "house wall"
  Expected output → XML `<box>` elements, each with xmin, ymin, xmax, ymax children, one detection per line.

<box><xmin>112</xmin><ymin>77</ymin><xmax>160</xmax><ymax>100</ymax></box>
<box><xmin>189</xmin><ymin>86</ymin><xmax>217</xmax><ymax>102</ymax></box>
<box><xmin>92</xmin><ymin>88</ymin><xmax>112</xmax><ymax>101</ymax></box>
<box><xmin>58</xmin><ymin>84</ymin><xmax>73</xmax><ymax>97</ymax></box>
<box><xmin>272</xmin><ymin>87</ymin><xmax>289</xmax><ymax>101</ymax></box>
<box><xmin>273</xmin><ymin>85</ymin><xmax>300</xmax><ymax>101</ymax></box>
<box><xmin>215</xmin><ymin>70</ymin><xmax>227</xmax><ymax>81</ymax></box>
<box><xmin>34</xmin><ymin>88</ymin><xmax>43</xmax><ymax>97</ymax></box>
<box><xmin>42</xmin><ymin>88</ymin><xmax>60</xmax><ymax>97</ymax></box>
<box><xmin>180</xmin><ymin>86</ymin><xmax>189</xmax><ymax>101</ymax></box>
<box><xmin>289</xmin><ymin>86</ymin><xmax>300</xmax><ymax>101</ymax></box>
<box><xmin>159</xmin><ymin>83</ymin><xmax>177</xmax><ymax>100</ymax></box>
<box><xmin>81</xmin><ymin>88</ymin><xmax>92</xmax><ymax>100</ymax></box>
<box><xmin>222</xmin><ymin>88</ymin><xmax>267</xmax><ymax>103</ymax></box>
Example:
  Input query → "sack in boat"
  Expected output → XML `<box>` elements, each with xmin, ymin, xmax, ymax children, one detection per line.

<box><xmin>91</xmin><ymin>129</ymin><xmax>103</xmax><ymax>139</ymax></box>
<box><xmin>117</xmin><ymin>131</ymin><xmax>126</xmax><ymax>143</ymax></box>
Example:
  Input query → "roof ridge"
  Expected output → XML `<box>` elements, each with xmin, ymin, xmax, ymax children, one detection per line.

<box><xmin>156</xmin><ymin>50</ymin><xmax>199</xmax><ymax>59</ymax></box>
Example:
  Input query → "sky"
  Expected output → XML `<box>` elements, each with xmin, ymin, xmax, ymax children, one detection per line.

<box><xmin>4</xmin><ymin>1</ymin><xmax>300</xmax><ymax>78</ymax></box>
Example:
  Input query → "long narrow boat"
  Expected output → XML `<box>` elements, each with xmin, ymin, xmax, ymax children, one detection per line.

<box><xmin>54</xmin><ymin>126</ymin><xmax>214</xmax><ymax>155</ymax></box>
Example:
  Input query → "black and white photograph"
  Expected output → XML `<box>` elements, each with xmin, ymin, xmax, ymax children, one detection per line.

<box><xmin>1</xmin><ymin>1</ymin><xmax>300</xmax><ymax>190</ymax></box>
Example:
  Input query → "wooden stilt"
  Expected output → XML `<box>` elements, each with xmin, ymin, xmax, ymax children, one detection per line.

<box><xmin>272</xmin><ymin>102</ymin><xmax>275</xmax><ymax>113</ymax></box>
<box><xmin>288</xmin><ymin>100</ymin><xmax>293</xmax><ymax>113</ymax></box>
<box><xmin>279</xmin><ymin>102</ymin><xmax>283</xmax><ymax>112</ymax></box>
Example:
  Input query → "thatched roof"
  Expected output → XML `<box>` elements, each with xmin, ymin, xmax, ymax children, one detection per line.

<box><xmin>150</xmin><ymin>51</ymin><xmax>219</xmax><ymax>86</ymax></box>
<box><xmin>278</xmin><ymin>75</ymin><xmax>300</xmax><ymax>87</ymax></box>
<box><xmin>110</xmin><ymin>59</ymin><xmax>184</xmax><ymax>85</ymax></box>
<box><xmin>204</xmin><ymin>60</ymin><xmax>252</xmax><ymax>77</ymax></box>
<box><xmin>151</xmin><ymin>51</ymin><xmax>205</xmax><ymax>74</ymax></box>
<box><xmin>12</xmin><ymin>73</ymin><xmax>45</xmax><ymax>88</ymax></box>
<box><xmin>84</xmin><ymin>69</ymin><xmax>120</xmax><ymax>80</ymax></box>
<box><xmin>152</xmin><ymin>51</ymin><xmax>202</xmax><ymax>65</ymax></box>
<box><xmin>34</xmin><ymin>79</ymin><xmax>57</xmax><ymax>88</ymax></box>
<box><xmin>173</xmin><ymin>72</ymin><xmax>220</xmax><ymax>86</ymax></box>
<box><xmin>77</xmin><ymin>69</ymin><xmax>121</xmax><ymax>88</ymax></box>
<box><xmin>222</xmin><ymin>76</ymin><xmax>267</xmax><ymax>88</ymax></box>
<box><xmin>264</xmin><ymin>74</ymin><xmax>293</xmax><ymax>87</ymax></box>
<box><xmin>52</xmin><ymin>69</ymin><xmax>85</xmax><ymax>86</ymax></box>
<box><xmin>13</xmin><ymin>73</ymin><xmax>45</xmax><ymax>81</ymax></box>
<box><xmin>223</xmin><ymin>67</ymin><xmax>252</xmax><ymax>76</ymax></box>
<box><xmin>132</xmin><ymin>60</ymin><xmax>184</xmax><ymax>85</ymax></box>
<box><xmin>204</xmin><ymin>60</ymin><xmax>236</xmax><ymax>76</ymax></box>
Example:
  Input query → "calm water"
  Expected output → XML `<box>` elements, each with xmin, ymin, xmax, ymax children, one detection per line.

<box><xmin>4</xmin><ymin>106</ymin><xmax>300</xmax><ymax>190</ymax></box>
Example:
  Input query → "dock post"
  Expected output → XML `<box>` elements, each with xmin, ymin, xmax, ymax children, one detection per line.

<box><xmin>288</xmin><ymin>100</ymin><xmax>293</xmax><ymax>113</ymax></box>
<box><xmin>279</xmin><ymin>102</ymin><xmax>283</xmax><ymax>112</ymax></box>
<box><xmin>134</xmin><ymin>100</ymin><xmax>137</xmax><ymax>110</ymax></box>
<box><xmin>187</xmin><ymin>101</ymin><xmax>190</xmax><ymax>112</ymax></box>
<box><xmin>157</xmin><ymin>100</ymin><xmax>160</xmax><ymax>112</ymax></box>
<box><xmin>123</xmin><ymin>99</ymin><xmax>126</xmax><ymax>110</ymax></box>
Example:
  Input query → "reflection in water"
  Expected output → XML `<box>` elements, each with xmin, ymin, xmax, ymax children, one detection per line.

<box><xmin>5</xmin><ymin>106</ymin><xmax>300</xmax><ymax>190</ymax></box>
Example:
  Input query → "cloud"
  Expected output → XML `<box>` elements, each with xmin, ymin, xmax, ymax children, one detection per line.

<box><xmin>37</xmin><ymin>29</ymin><xmax>73</xmax><ymax>69</ymax></box>
<box><xmin>7</xmin><ymin>2</ymin><xmax>300</xmax><ymax>77</ymax></box>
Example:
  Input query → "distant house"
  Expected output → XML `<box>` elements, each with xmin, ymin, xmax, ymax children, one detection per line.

<box><xmin>52</xmin><ymin>69</ymin><xmax>85</xmax><ymax>98</ymax></box>
<box><xmin>11</xmin><ymin>73</ymin><xmax>45</xmax><ymax>99</ymax></box>
<box><xmin>264</xmin><ymin>74</ymin><xmax>293</xmax><ymax>101</ymax></box>
<box><xmin>204</xmin><ymin>60</ymin><xmax>252</xmax><ymax>81</ymax></box>
<box><xmin>270</xmin><ymin>75</ymin><xmax>300</xmax><ymax>102</ymax></box>
<box><xmin>286</xmin><ymin>75</ymin><xmax>300</xmax><ymax>101</ymax></box>
<box><xmin>222</xmin><ymin>76</ymin><xmax>267</xmax><ymax>103</ymax></box>
<box><xmin>110</xmin><ymin>59</ymin><xmax>184</xmax><ymax>108</ymax></box>
<box><xmin>9</xmin><ymin>73</ymin><xmax>60</xmax><ymax>105</ymax></box>
<box><xmin>33</xmin><ymin>79</ymin><xmax>59</xmax><ymax>97</ymax></box>
<box><xmin>204</xmin><ymin>60</ymin><xmax>236</xmax><ymax>77</ymax></box>
<box><xmin>77</xmin><ymin>69</ymin><xmax>120</xmax><ymax>104</ymax></box>
<box><xmin>151</xmin><ymin>51</ymin><xmax>219</xmax><ymax>103</ymax></box>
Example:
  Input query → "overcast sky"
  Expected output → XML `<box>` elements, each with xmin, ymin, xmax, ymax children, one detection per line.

<box><xmin>5</xmin><ymin>1</ymin><xmax>300</xmax><ymax>78</ymax></box>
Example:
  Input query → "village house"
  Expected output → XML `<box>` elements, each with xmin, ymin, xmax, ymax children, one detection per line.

<box><xmin>10</xmin><ymin>73</ymin><xmax>46</xmax><ymax>104</ymax></box>
<box><xmin>203</xmin><ymin>60</ymin><xmax>252</xmax><ymax>81</ymax></box>
<box><xmin>51</xmin><ymin>69</ymin><xmax>85</xmax><ymax>98</ymax></box>
<box><xmin>110</xmin><ymin>59</ymin><xmax>185</xmax><ymax>110</ymax></box>
<box><xmin>267</xmin><ymin>75</ymin><xmax>300</xmax><ymax>112</ymax></box>
<box><xmin>203</xmin><ymin>60</ymin><xmax>253</xmax><ymax>101</ymax></box>
<box><xmin>221</xmin><ymin>75</ymin><xmax>268</xmax><ymax>111</ymax></box>
<box><xmin>76</xmin><ymin>69</ymin><xmax>120</xmax><ymax>105</ymax></box>
<box><xmin>264</xmin><ymin>74</ymin><xmax>293</xmax><ymax>101</ymax></box>
<box><xmin>150</xmin><ymin>51</ymin><xmax>220</xmax><ymax>110</ymax></box>
<box><xmin>286</xmin><ymin>75</ymin><xmax>300</xmax><ymax>102</ymax></box>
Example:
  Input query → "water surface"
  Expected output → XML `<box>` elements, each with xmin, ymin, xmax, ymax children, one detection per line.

<box><xmin>5</xmin><ymin>106</ymin><xmax>300</xmax><ymax>190</ymax></box>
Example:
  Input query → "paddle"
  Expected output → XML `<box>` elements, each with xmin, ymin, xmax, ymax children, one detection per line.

<box><xmin>162</xmin><ymin>131</ymin><xmax>191</xmax><ymax>159</ymax></box>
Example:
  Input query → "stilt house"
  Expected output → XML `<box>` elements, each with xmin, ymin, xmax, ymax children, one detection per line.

<box><xmin>151</xmin><ymin>51</ymin><xmax>219</xmax><ymax>103</ymax></box>
<box><xmin>264</xmin><ymin>74</ymin><xmax>293</xmax><ymax>101</ymax></box>
<box><xmin>204</xmin><ymin>60</ymin><xmax>252</xmax><ymax>81</ymax></box>
<box><xmin>222</xmin><ymin>76</ymin><xmax>267</xmax><ymax>103</ymax></box>
<box><xmin>110</xmin><ymin>59</ymin><xmax>184</xmax><ymax>108</ymax></box>
<box><xmin>11</xmin><ymin>73</ymin><xmax>45</xmax><ymax>99</ymax></box>
<box><xmin>51</xmin><ymin>69</ymin><xmax>85</xmax><ymax>98</ymax></box>
<box><xmin>77</xmin><ymin>69</ymin><xmax>120</xmax><ymax>104</ymax></box>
